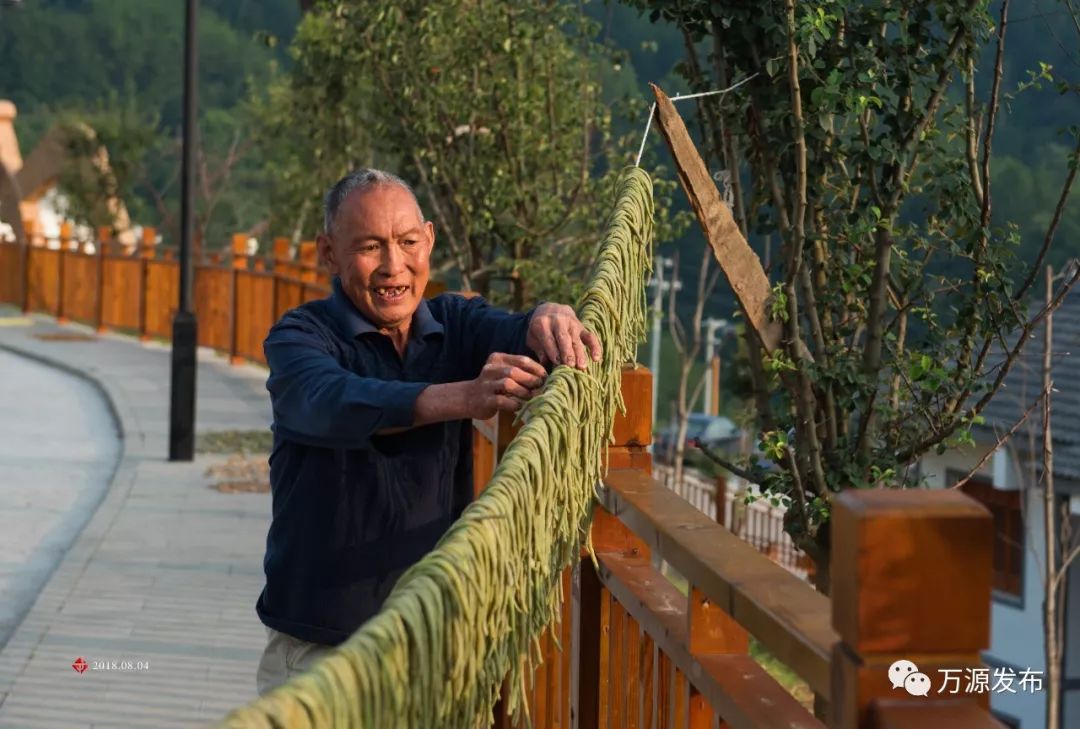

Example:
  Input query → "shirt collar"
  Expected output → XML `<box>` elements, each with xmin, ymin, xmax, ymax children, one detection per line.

<box><xmin>330</xmin><ymin>276</ymin><xmax>444</xmax><ymax>340</ymax></box>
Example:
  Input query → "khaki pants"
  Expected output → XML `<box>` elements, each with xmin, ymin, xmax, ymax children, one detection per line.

<box><xmin>256</xmin><ymin>626</ymin><xmax>335</xmax><ymax>696</ymax></box>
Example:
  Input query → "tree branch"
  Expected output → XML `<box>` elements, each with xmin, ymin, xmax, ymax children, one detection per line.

<box><xmin>693</xmin><ymin>440</ymin><xmax>760</xmax><ymax>484</ymax></box>
<box><xmin>949</xmin><ymin>384</ymin><xmax>1045</xmax><ymax>491</ymax></box>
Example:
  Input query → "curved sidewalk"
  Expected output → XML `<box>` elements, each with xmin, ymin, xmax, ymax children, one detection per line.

<box><xmin>0</xmin><ymin>309</ymin><xmax>273</xmax><ymax>728</ymax></box>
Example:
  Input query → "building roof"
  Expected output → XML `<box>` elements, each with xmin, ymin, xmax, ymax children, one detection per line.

<box><xmin>980</xmin><ymin>281</ymin><xmax>1080</xmax><ymax>481</ymax></box>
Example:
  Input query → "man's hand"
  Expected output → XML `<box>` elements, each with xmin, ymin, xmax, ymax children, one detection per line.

<box><xmin>526</xmin><ymin>303</ymin><xmax>602</xmax><ymax>371</ymax></box>
<box><xmin>466</xmin><ymin>352</ymin><xmax>548</xmax><ymax>420</ymax></box>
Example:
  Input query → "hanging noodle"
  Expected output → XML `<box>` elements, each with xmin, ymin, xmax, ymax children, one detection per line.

<box><xmin>214</xmin><ymin>166</ymin><xmax>654</xmax><ymax>729</ymax></box>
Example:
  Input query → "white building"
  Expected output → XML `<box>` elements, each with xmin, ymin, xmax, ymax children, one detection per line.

<box><xmin>917</xmin><ymin>289</ymin><xmax>1080</xmax><ymax>728</ymax></box>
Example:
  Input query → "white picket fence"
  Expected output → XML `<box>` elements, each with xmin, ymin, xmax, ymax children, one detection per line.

<box><xmin>652</xmin><ymin>464</ymin><xmax>811</xmax><ymax>582</ymax></box>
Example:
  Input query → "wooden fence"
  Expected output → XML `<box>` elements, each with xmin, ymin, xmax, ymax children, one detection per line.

<box><xmin>4</xmin><ymin>224</ymin><xmax>1004</xmax><ymax>729</ymax></box>
<box><xmin>473</xmin><ymin>366</ymin><xmax>1004</xmax><ymax>729</ymax></box>
<box><xmin>0</xmin><ymin>225</ymin><xmax>446</xmax><ymax>364</ymax></box>
<box><xmin>654</xmin><ymin>464</ymin><xmax>811</xmax><ymax>581</ymax></box>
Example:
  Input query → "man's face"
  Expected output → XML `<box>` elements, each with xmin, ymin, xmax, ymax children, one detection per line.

<box><xmin>318</xmin><ymin>184</ymin><xmax>434</xmax><ymax>332</ymax></box>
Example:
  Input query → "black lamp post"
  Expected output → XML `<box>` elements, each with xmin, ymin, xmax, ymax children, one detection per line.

<box><xmin>168</xmin><ymin>0</ymin><xmax>198</xmax><ymax>461</ymax></box>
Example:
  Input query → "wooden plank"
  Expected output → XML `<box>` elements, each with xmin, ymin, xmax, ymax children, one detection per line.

<box><xmin>535</xmin><ymin>627</ymin><xmax>549</xmax><ymax>729</ymax></box>
<box><xmin>626</xmin><ymin>614</ymin><xmax>642</xmax><ymax>729</ymax></box>
<box><xmin>26</xmin><ymin>247</ymin><xmax>59</xmax><ymax>314</ymax></box>
<box><xmin>195</xmin><ymin>265</ymin><xmax>233</xmax><ymax>352</ymax></box>
<box><xmin>0</xmin><ymin>243</ymin><xmax>20</xmax><ymax>303</ymax></box>
<box><xmin>101</xmin><ymin>256</ymin><xmax>141</xmax><ymax>331</ymax></box>
<box><xmin>611</xmin><ymin>365</ymin><xmax>653</xmax><ymax>447</ymax></box>
<box><xmin>649</xmin><ymin>83</ymin><xmax>781</xmax><ymax>355</ymax></box>
<box><xmin>640</xmin><ymin>629</ymin><xmax>655</xmax><ymax>729</ymax></box>
<box><xmin>831</xmin><ymin>644</ymin><xmax>989</xmax><ymax>729</ymax></box>
<box><xmin>599</xmin><ymin>585</ymin><xmax>612</xmax><ymax>727</ymax></box>
<box><xmin>689</xmin><ymin>586</ymin><xmax>748</xmax><ymax>655</ymax></box>
<box><xmin>61</xmin><ymin>252</ymin><xmax>99</xmax><ymax>324</ymax></box>
<box><xmin>144</xmin><ymin>260</ymin><xmax>177</xmax><ymax>339</ymax></box>
<box><xmin>599</xmin><ymin>552</ymin><xmax>823</xmax><ymax>729</ymax></box>
<box><xmin>610</xmin><ymin>601</ymin><xmax>626</xmax><ymax>728</ymax></box>
<box><xmin>573</xmin><ymin>560</ymin><xmax>604</xmax><ymax>729</ymax></box>
<box><xmin>688</xmin><ymin>689</ymin><xmax>713</xmax><ymax>729</ymax></box>
<box><xmin>871</xmin><ymin>700</ymin><xmax>1007</xmax><ymax>729</ymax></box>
<box><xmin>831</xmin><ymin>489</ymin><xmax>993</xmax><ymax>654</ymax></box>
<box><xmin>560</xmin><ymin>567</ymin><xmax>573</xmax><ymax>729</ymax></box>
<box><xmin>275</xmin><ymin>277</ymin><xmax>304</xmax><ymax>319</ymax></box>
<box><xmin>233</xmin><ymin>270</ymin><xmax>275</xmax><ymax>364</ymax></box>
<box><xmin>672</xmin><ymin>667</ymin><xmax>688</xmax><ymax>729</ymax></box>
<box><xmin>830</xmin><ymin>490</ymin><xmax>995</xmax><ymax>729</ymax></box>
<box><xmin>601</xmin><ymin>469</ymin><xmax>835</xmax><ymax>696</ymax></box>
<box><xmin>656</xmin><ymin>650</ymin><xmax>671</xmax><ymax>729</ymax></box>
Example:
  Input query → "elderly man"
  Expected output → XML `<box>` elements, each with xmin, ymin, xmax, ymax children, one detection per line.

<box><xmin>254</xmin><ymin>169</ymin><xmax>600</xmax><ymax>695</ymax></box>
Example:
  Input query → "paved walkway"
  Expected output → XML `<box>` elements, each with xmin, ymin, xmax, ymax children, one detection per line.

<box><xmin>0</xmin><ymin>348</ymin><xmax>119</xmax><ymax>651</ymax></box>
<box><xmin>0</xmin><ymin>307</ymin><xmax>274</xmax><ymax>728</ymax></box>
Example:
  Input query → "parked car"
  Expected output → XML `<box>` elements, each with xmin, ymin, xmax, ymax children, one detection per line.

<box><xmin>654</xmin><ymin>414</ymin><xmax>738</xmax><ymax>464</ymax></box>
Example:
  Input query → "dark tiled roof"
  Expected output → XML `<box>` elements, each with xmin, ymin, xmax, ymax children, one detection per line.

<box><xmin>980</xmin><ymin>285</ymin><xmax>1080</xmax><ymax>480</ymax></box>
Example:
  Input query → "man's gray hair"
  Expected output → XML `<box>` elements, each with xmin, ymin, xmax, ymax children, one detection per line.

<box><xmin>322</xmin><ymin>168</ymin><xmax>425</xmax><ymax>234</ymax></box>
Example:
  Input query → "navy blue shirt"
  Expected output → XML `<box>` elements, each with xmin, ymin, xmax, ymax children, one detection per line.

<box><xmin>256</xmin><ymin>278</ymin><xmax>536</xmax><ymax>645</ymax></box>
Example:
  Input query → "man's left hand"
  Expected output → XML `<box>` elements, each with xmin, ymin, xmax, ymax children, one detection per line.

<box><xmin>526</xmin><ymin>303</ymin><xmax>602</xmax><ymax>371</ymax></box>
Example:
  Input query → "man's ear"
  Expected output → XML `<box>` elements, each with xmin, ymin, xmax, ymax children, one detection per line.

<box><xmin>424</xmin><ymin>220</ymin><xmax>435</xmax><ymax>252</ymax></box>
<box><xmin>317</xmin><ymin>232</ymin><xmax>338</xmax><ymax>274</ymax></box>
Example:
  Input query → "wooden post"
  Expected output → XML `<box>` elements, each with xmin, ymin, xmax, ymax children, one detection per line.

<box><xmin>95</xmin><ymin>226</ymin><xmax>111</xmax><ymax>333</ymax></box>
<box><xmin>20</xmin><ymin>218</ymin><xmax>33</xmax><ymax>313</ymax></box>
<box><xmin>708</xmin><ymin>355</ymin><xmax>721</xmax><ymax>416</ymax></box>
<box><xmin>56</xmin><ymin>221</ymin><xmax>72</xmax><ymax>323</ymax></box>
<box><xmin>830</xmin><ymin>489</ymin><xmax>996</xmax><ymax>729</ymax></box>
<box><xmin>138</xmin><ymin>226</ymin><xmax>156</xmax><ymax>341</ymax></box>
<box><xmin>272</xmin><ymin>236</ymin><xmax>291</xmax><ymax>276</ymax></box>
<box><xmin>231</xmin><ymin>233</ymin><xmax>249</xmax><ymax>270</ymax></box>
<box><xmin>140</xmin><ymin>226</ymin><xmax>157</xmax><ymax>259</ymax></box>
<box><xmin>229</xmin><ymin>233</ymin><xmax>248</xmax><ymax>365</ymax></box>
<box><xmin>574</xmin><ymin>365</ymin><xmax>653</xmax><ymax>729</ymax></box>
<box><xmin>298</xmin><ymin>241</ymin><xmax>318</xmax><ymax>283</ymax></box>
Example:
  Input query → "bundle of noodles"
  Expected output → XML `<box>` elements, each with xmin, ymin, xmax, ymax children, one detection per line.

<box><xmin>215</xmin><ymin>166</ymin><xmax>654</xmax><ymax>729</ymax></box>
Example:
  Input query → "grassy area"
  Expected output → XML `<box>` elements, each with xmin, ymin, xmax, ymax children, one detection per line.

<box><xmin>196</xmin><ymin>429</ymin><xmax>273</xmax><ymax>454</ymax></box>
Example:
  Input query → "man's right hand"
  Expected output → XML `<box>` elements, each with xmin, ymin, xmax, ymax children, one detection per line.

<box><xmin>467</xmin><ymin>352</ymin><xmax>547</xmax><ymax>420</ymax></box>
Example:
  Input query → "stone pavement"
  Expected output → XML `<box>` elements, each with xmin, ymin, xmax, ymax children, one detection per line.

<box><xmin>0</xmin><ymin>307</ymin><xmax>274</xmax><ymax>728</ymax></box>
<box><xmin>0</xmin><ymin>348</ymin><xmax>119</xmax><ymax>651</ymax></box>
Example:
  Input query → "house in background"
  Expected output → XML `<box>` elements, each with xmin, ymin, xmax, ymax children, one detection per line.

<box><xmin>0</xmin><ymin>99</ymin><xmax>134</xmax><ymax>250</ymax></box>
<box><xmin>917</xmin><ymin>287</ymin><xmax>1080</xmax><ymax>728</ymax></box>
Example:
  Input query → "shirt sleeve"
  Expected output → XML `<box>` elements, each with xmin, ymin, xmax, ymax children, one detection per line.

<box><xmin>263</xmin><ymin>317</ymin><xmax>430</xmax><ymax>449</ymax></box>
<box><xmin>454</xmin><ymin>295</ymin><xmax>541</xmax><ymax>379</ymax></box>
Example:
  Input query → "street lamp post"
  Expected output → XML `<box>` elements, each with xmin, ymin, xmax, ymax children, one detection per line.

<box><xmin>168</xmin><ymin>0</ymin><xmax>199</xmax><ymax>461</ymax></box>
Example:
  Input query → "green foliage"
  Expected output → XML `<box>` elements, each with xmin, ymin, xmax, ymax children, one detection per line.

<box><xmin>627</xmin><ymin>0</ymin><xmax>1080</xmax><ymax>573</ymax></box>
<box><xmin>263</xmin><ymin>0</ymin><xmax>681</xmax><ymax>309</ymax></box>
<box><xmin>0</xmin><ymin>0</ymin><xmax>288</xmax><ymax>246</ymax></box>
<box><xmin>55</xmin><ymin>100</ymin><xmax>156</xmax><ymax>230</ymax></box>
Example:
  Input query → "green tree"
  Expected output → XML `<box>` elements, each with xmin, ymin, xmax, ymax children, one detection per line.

<box><xmin>630</xmin><ymin>0</ymin><xmax>1080</xmax><ymax>591</ymax></box>
<box><xmin>260</xmin><ymin>0</ymin><xmax>679</xmax><ymax>309</ymax></box>
<box><xmin>55</xmin><ymin>100</ymin><xmax>156</xmax><ymax>232</ymax></box>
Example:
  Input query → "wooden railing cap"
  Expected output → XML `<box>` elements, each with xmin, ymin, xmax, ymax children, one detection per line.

<box><xmin>834</xmin><ymin>487</ymin><xmax>991</xmax><ymax>519</ymax></box>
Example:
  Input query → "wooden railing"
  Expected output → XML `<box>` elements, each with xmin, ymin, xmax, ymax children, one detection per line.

<box><xmin>4</xmin><ymin>223</ymin><xmax>1004</xmax><ymax>729</ymax></box>
<box><xmin>0</xmin><ymin>225</ymin><xmax>446</xmax><ymax>364</ymax></box>
<box><xmin>473</xmin><ymin>366</ymin><xmax>1005</xmax><ymax>729</ymax></box>
<box><xmin>654</xmin><ymin>464</ymin><xmax>810</xmax><ymax>581</ymax></box>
